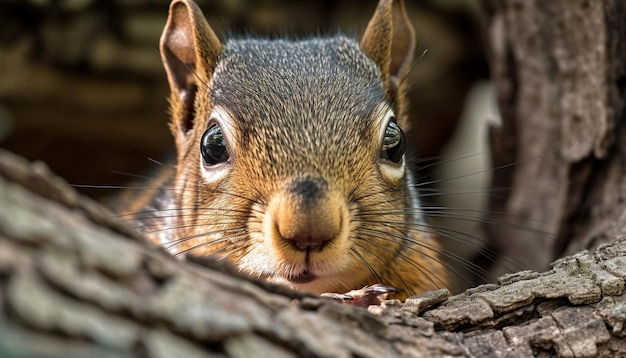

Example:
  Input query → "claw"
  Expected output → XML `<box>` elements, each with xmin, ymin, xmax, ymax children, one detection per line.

<box><xmin>320</xmin><ymin>293</ymin><xmax>354</xmax><ymax>301</ymax></box>
<box><xmin>322</xmin><ymin>284</ymin><xmax>397</xmax><ymax>308</ymax></box>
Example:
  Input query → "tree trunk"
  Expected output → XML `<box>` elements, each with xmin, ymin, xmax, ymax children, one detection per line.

<box><xmin>483</xmin><ymin>0</ymin><xmax>626</xmax><ymax>279</ymax></box>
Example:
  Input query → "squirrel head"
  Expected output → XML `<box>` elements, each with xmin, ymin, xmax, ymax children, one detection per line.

<box><xmin>158</xmin><ymin>0</ymin><xmax>430</xmax><ymax>295</ymax></box>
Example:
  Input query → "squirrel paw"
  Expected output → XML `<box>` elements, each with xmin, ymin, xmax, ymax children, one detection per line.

<box><xmin>321</xmin><ymin>284</ymin><xmax>397</xmax><ymax>308</ymax></box>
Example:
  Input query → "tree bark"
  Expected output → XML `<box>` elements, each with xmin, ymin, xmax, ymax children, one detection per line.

<box><xmin>483</xmin><ymin>0</ymin><xmax>626</xmax><ymax>279</ymax></box>
<box><xmin>2</xmin><ymin>148</ymin><xmax>626</xmax><ymax>356</ymax></box>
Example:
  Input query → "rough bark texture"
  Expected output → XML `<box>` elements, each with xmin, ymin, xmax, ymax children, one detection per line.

<box><xmin>2</xmin><ymin>149</ymin><xmax>626</xmax><ymax>357</ymax></box>
<box><xmin>483</xmin><ymin>0</ymin><xmax>626</xmax><ymax>278</ymax></box>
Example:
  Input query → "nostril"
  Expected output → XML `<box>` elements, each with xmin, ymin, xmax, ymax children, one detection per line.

<box><xmin>287</xmin><ymin>234</ymin><xmax>332</xmax><ymax>252</ymax></box>
<box><xmin>271</xmin><ymin>177</ymin><xmax>344</xmax><ymax>253</ymax></box>
<box><xmin>274</xmin><ymin>203</ymin><xmax>340</xmax><ymax>252</ymax></box>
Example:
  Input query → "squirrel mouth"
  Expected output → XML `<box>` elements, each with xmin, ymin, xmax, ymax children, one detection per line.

<box><xmin>286</xmin><ymin>270</ymin><xmax>317</xmax><ymax>284</ymax></box>
<box><xmin>284</xmin><ymin>250</ymin><xmax>319</xmax><ymax>284</ymax></box>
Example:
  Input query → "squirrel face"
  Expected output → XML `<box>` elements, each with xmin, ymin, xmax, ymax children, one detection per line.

<box><xmin>146</xmin><ymin>0</ymin><xmax>446</xmax><ymax>298</ymax></box>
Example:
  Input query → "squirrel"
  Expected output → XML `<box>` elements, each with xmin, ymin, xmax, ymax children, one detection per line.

<box><xmin>117</xmin><ymin>0</ymin><xmax>448</xmax><ymax>303</ymax></box>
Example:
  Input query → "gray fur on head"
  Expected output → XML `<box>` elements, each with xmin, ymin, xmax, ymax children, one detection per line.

<box><xmin>210</xmin><ymin>35</ymin><xmax>390</xmax><ymax>178</ymax></box>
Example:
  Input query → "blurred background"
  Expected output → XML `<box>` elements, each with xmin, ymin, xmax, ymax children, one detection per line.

<box><xmin>0</xmin><ymin>0</ymin><xmax>489</xmax><ymax>198</ymax></box>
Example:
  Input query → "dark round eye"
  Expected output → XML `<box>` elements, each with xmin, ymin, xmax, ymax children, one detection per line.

<box><xmin>200</xmin><ymin>123</ymin><xmax>229</xmax><ymax>165</ymax></box>
<box><xmin>381</xmin><ymin>120</ymin><xmax>406</xmax><ymax>163</ymax></box>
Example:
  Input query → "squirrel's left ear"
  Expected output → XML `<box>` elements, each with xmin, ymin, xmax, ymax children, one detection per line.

<box><xmin>360</xmin><ymin>0</ymin><xmax>415</xmax><ymax>96</ymax></box>
<box><xmin>160</xmin><ymin>0</ymin><xmax>222</xmax><ymax>140</ymax></box>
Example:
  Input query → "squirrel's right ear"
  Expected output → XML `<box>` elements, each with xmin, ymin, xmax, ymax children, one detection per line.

<box><xmin>160</xmin><ymin>0</ymin><xmax>222</xmax><ymax>136</ymax></box>
<box><xmin>360</xmin><ymin>0</ymin><xmax>415</xmax><ymax>97</ymax></box>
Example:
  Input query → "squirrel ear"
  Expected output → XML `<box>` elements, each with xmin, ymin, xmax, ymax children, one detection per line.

<box><xmin>360</xmin><ymin>0</ymin><xmax>415</xmax><ymax>95</ymax></box>
<box><xmin>160</xmin><ymin>0</ymin><xmax>222</xmax><ymax>135</ymax></box>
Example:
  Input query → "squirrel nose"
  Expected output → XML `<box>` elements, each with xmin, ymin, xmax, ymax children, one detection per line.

<box><xmin>274</xmin><ymin>177</ymin><xmax>342</xmax><ymax>251</ymax></box>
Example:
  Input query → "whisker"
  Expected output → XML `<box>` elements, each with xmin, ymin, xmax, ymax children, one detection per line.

<box><xmin>416</xmin><ymin>181</ymin><xmax>570</xmax><ymax>197</ymax></box>
<box><xmin>413</xmin><ymin>155</ymin><xmax>548</xmax><ymax>190</ymax></box>
<box><xmin>333</xmin><ymin>277</ymin><xmax>352</xmax><ymax>293</ymax></box>
<box><xmin>81</xmin><ymin>183</ymin><xmax>265</xmax><ymax>211</ymax></box>
<box><xmin>357</xmin><ymin>225</ymin><xmax>481</xmax><ymax>285</ymax></box>
<box><xmin>117</xmin><ymin>207</ymin><xmax>257</xmax><ymax>219</ymax></box>
<box><xmin>432</xmin><ymin>225</ymin><xmax>523</xmax><ymax>274</ymax></box>
<box><xmin>142</xmin><ymin>220</ymin><xmax>256</xmax><ymax>235</ymax></box>
<box><xmin>352</xmin><ymin>242</ymin><xmax>415</xmax><ymax>295</ymax></box>
<box><xmin>147</xmin><ymin>157</ymin><xmax>165</xmax><ymax>166</ymax></box>
<box><xmin>351</xmin><ymin>153</ymin><xmax>553</xmax><ymax>205</ymax></box>
<box><xmin>162</xmin><ymin>225</ymin><xmax>248</xmax><ymax>250</ymax></box>
<box><xmin>354</xmin><ymin>231</ymin><xmax>448</xmax><ymax>291</ymax></box>
<box><xmin>356</xmin><ymin>216</ymin><xmax>486</xmax><ymax>255</ymax></box>
<box><xmin>412</xmin><ymin>148</ymin><xmax>489</xmax><ymax>175</ymax></box>
<box><xmin>109</xmin><ymin>170</ymin><xmax>153</xmax><ymax>180</ymax></box>
<box><xmin>181</xmin><ymin>233</ymin><xmax>251</xmax><ymax>259</ymax></box>
<box><xmin>71</xmin><ymin>184</ymin><xmax>180</xmax><ymax>191</ymax></box>
<box><xmin>349</xmin><ymin>246</ymin><xmax>383</xmax><ymax>284</ymax></box>
<box><xmin>357</xmin><ymin>216</ymin><xmax>528</xmax><ymax>279</ymax></box>
<box><xmin>355</xmin><ymin>207</ymin><xmax>559</xmax><ymax>236</ymax></box>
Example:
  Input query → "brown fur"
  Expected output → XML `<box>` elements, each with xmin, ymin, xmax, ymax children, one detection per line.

<box><xmin>117</xmin><ymin>0</ymin><xmax>447</xmax><ymax>300</ymax></box>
